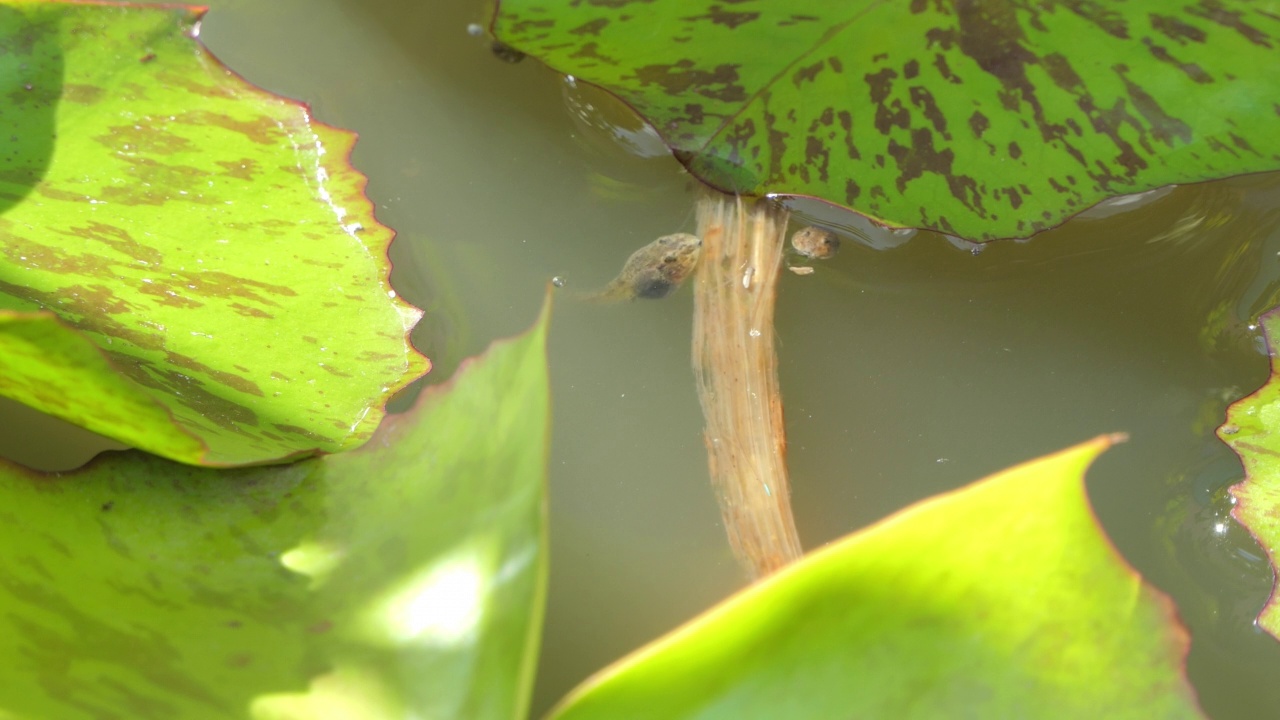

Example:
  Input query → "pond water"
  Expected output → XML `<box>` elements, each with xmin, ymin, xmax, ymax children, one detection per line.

<box><xmin>8</xmin><ymin>0</ymin><xmax>1280</xmax><ymax>716</ymax></box>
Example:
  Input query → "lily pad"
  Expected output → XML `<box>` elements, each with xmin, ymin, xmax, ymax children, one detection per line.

<box><xmin>493</xmin><ymin>0</ymin><xmax>1280</xmax><ymax>240</ymax></box>
<box><xmin>0</xmin><ymin>1</ymin><xmax>426</xmax><ymax>465</ymax></box>
<box><xmin>547</xmin><ymin>436</ymin><xmax>1203</xmax><ymax>719</ymax></box>
<box><xmin>1218</xmin><ymin>307</ymin><xmax>1280</xmax><ymax>639</ymax></box>
<box><xmin>0</xmin><ymin>295</ymin><xmax>550</xmax><ymax>719</ymax></box>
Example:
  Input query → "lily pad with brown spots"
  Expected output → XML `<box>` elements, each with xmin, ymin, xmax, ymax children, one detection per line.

<box><xmin>0</xmin><ymin>2</ymin><xmax>426</xmax><ymax>465</ymax></box>
<box><xmin>0</xmin><ymin>296</ymin><xmax>549</xmax><ymax>718</ymax></box>
<box><xmin>492</xmin><ymin>0</ymin><xmax>1280</xmax><ymax>241</ymax></box>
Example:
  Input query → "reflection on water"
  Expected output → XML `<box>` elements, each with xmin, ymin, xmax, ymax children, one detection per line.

<box><xmin>3</xmin><ymin>0</ymin><xmax>1280</xmax><ymax>717</ymax></box>
<box><xmin>562</xmin><ymin>76</ymin><xmax>669</xmax><ymax>161</ymax></box>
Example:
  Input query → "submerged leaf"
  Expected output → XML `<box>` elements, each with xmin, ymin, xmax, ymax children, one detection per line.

<box><xmin>1218</xmin><ymin>307</ymin><xmax>1280</xmax><ymax>640</ymax></box>
<box><xmin>548</xmin><ymin>436</ymin><xmax>1203</xmax><ymax>719</ymax></box>
<box><xmin>0</xmin><ymin>297</ymin><xmax>551</xmax><ymax>719</ymax></box>
<box><xmin>493</xmin><ymin>0</ymin><xmax>1280</xmax><ymax>240</ymax></box>
<box><xmin>0</xmin><ymin>2</ymin><xmax>426</xmax><ymax>465</ymax></box>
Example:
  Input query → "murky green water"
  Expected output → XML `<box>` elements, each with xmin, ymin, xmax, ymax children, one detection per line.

<box><xmin>6</xmin><ymin>0</ymin><xmax>1280</xmax><ymax>716</ymax></box>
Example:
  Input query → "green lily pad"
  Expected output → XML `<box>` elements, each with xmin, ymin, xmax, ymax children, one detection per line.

<box><xmin>1218</xmin><ymin>307</ymin><xmax>1280</xmax><ymax>640</ymax></box>
<box><xmin>0</xmin><ymin>1</ymin><xmax>426</xmax><ymax>465</ymax></box>
<box><xmin>492</xmin><ymin>0</ymin><xmax>1280</xmax><ymax>240</ymax></box>
<box><xmin>547</xmin><ymin>436</ymin><xmax>1203</xmax><ymax>720</ymax></box>
<box><xmin>0</xmin><ymin>296</ymin><xmax>550</xmax><ymax>719</ymax></box>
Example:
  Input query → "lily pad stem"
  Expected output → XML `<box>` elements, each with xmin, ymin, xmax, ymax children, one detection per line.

<box><xmin>692</xmin><ymin>190</ymin><xmax>803</xmax><ymax>579</ymax></box>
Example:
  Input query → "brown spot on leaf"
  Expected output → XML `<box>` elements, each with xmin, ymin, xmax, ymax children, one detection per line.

<box><xmin>137</xmin><ymin>281</ymin><xmax>204</xmax><ymax>309</ymax></box>
<box><xmin>165</xmin><ymin>351</ymin><xmax>264</xmax><ymax>397</ymax></box>
<box><xmin>273</xmin><ymin>423</ymin><xmax>332</xmax><ymax>443</ymax></box>
<box><xmin>805</xmin><ymin>136</ymin><xmax>830</xmax><ymax>182</ymax></box>
<box><xmin>1235</xmin><ymin>440</ymin><xmax>1280</xmax><ymax>458</ymax></box>
<box><xmin>683</xmin><ymin>7</ymin><xmax>759</xmax><ymax>28</ymax></box>
<box><xmin>908</xmin><ymin>86</ymin><xmax>949</xmax><ymax>139</ymax></box>
<box><xmin>318</xmin><ymin>364</ymin><xmax>353</xmax><ymax>378</ymax></box>
<box><xmin>62</xmin><ymin>84</ymin><xmax>105</xmax><ymax>105</ymax></box>
<box><xmin>836</xmin><ymin>110</ymin><xmax>861</xmax><ymax>160</ymax></box>
<box><xmin>968</xmin><ymin>110</ymin><xmax>990</xmax><ymax>138</ymax></box>
<box><xmin>230</xmin><ymin>303</ymin><xmax>273</xmax><ymax>319</ymax></box>
<box><xmin>793</xmin><ymin>60</ymin><xmax>825</xmax><ymax>86</ymax></box>
<box><xmin>95</xmin><ymin>124</ymin><xmax>194</xmax><ymax>156</ymax></box>
<box><xmin>1188</xmin><ymin>0</ymin><xmax>1273</xmax><ymax>47</ymax></box>
<box><xmin>1149</xmin><ymin>13</ymin><xmax>1208</xmax><ymax>43</ymax></box>
<box><xmin>508</xmin><ymin>17</ymin><xmax>553</xmax><ymax>35</ymax></box>
<box><xmin>1061</xmin><ymin>2</ymin><xmax>1130</xmax><ymax>39</ymax></box>
<box><xmin>175</xmin><ymin>269</ymin><xmax>297</xmax><ymax>306</ymax></box>
<box><xmin>954</xmin><ymin>0</ymin><xmax>1071</xmax><ymax>146</ymax></box>
<box><xmin>60</xmin><ymin>221</ymin><xmax>163</xmax><ymax>266</ymax></box>
<box><xmin>925</xmin><ymin>27</ymin><xmax>957</xmax><ymax>50</ymax></box>
<box><xmin>569</xmin><ymin>18</ymin><xmax>609</xmax><ymax>35</ymax></box>
<box><xmin>933</xmin><ymin>53</ymin><xmax>960</xmax><ymax>83</ymax></box>
<box><xmin>887</xmin><ymin>128</ymin><xmax>984</xmax><ymax>216</ymax></box>
<box><xmin>215</xmin><ymin>158</ymin><xmax>260</xmax><ymax>182</ymax></box>
<box><xmin>778</xmin><ymin>14</ymin><xmax>820</xmax><ymax>27</ymax></box>
<box><xmin>1003</xmin><ymin>186</ymin><xmax>1023</xmax><ymax>209</ymax></box>
<box><xmin>1114</xmin><ymin>65</ymin><xmax>1192</xmax><ymax>148</ymax></box>
<box><xmin>865</xmin><ymin>68</ymin><xmax>909</xmax><ymax>133</ymax></box>
<box><xmin>1141</xmin><ymin>38</ymin><xmax>1212</xmax><ymax>82</ymax></box>
<box><xmin>175</xmin><ymin>110</ymin><xmax>284</xmax><ymax>146</ymax></box>
<box><xmin>569</xmin><ymin>42</ymin><xmax>619</xmax><ymax>65</ymax></box>
<box><xmin>155</xmin><ymin>70</ymin><xmax>236</xmax><ymax>99</ymax></box>
<box><xmin>1040</xmin><ymin>53</ymin><xmax>1083</xmax><ymax>93</ymax></box>
<box><xmin>95</xmin><ymin>156</ymin><xmax>223</xmax><ymax>206</ymax></box>
<box><xmin>629</xmin><ymin>60</ymin><xmax>745</xmax><ymax>102</ymax></box>
<box><xmin>761</xmin><ymin>98</ymin><xmax>788</xmax><ymax>182</ymax></box>
<box><xmin>107</xmin><ymin>351</ymin><xmax>261</xmax><ymax>431</ymax></box>
<box><xmin>2</xmin><ymin>232</ymin><xmax>118</xmax><ymax>277</ymax></box>
<box><xmin>1228</xmin><ymin>132</ymin><xmax>1259</xmax><ymax>155</ymax></box>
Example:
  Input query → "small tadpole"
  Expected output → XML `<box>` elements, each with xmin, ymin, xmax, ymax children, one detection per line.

<box><xmin>579</xmin><ymin>233</ymin><xmax>702</xmax><ymax>303</ymax></box>
<box><xmin>790</xmin><ymin>226</ymin><xmax>840</xmax><ymax>259</ymax></box>
<box><xmin>490</xmin><ymin>41</ymin><xmax>526</xmax><ymax>63</ymax></box>
<box><xmin>786</xmin><ymin>226</ymin><xmax>839</xmax><ymax>276</ymax></box>
<box><xmin>551</xmin><ymin>276</ymin><xmax>566</xmax><ymax>288</ymax></box>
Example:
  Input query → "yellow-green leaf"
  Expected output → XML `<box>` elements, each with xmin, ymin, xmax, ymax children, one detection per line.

<box><xmin>0</xmin><ymin>1</ymin><xmax>426</xmax><ymax>465</ymax></box>
<box><xmin>549</xmin><ymin>436</ymin><xmax>1203</xmax><ymax>719</ymax></box>
<box><xmin>1218</xmin><ymin>307</ymin><xmax>1280</xmax><ymax>639</ymax></box>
